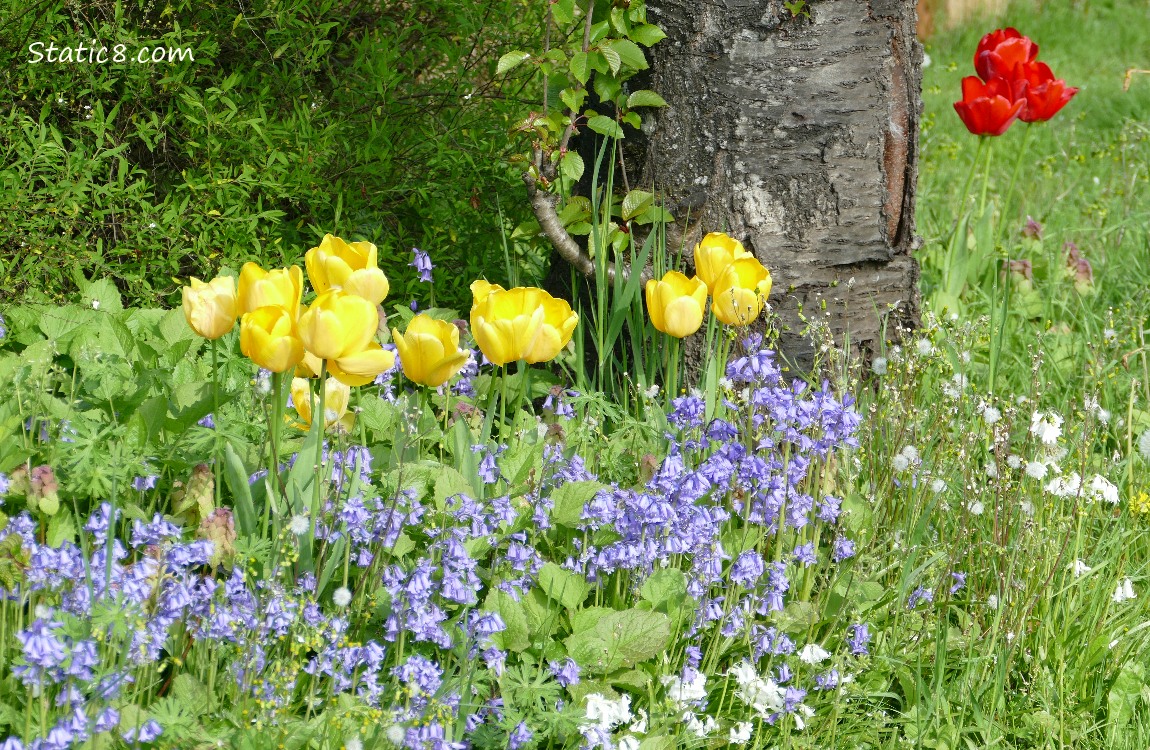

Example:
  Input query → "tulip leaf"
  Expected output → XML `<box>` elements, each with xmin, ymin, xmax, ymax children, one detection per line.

<box><xmin>586</xmin><ymin>115</ymin><xmax>623</xmax><ymax>139</ymax></box>
<box><xmin>626</xmin><ymin>90</ymin><xmax>667</xmax><ymax>109</ymax></box>
<box><xmin>223</xmin><ymin>442</ymin><xmax>258</xmax><ymax>537</ymax></box>
<box><xmin>496</xmin><ymin>50</ymin><xmax>531</xmax><ymax>76</ymax></box>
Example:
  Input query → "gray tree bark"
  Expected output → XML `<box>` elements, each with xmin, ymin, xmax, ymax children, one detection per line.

<box><xmin>637</xmin><ymin>0</ymin><xmax>923</xmax><ymax>371</ymax></box>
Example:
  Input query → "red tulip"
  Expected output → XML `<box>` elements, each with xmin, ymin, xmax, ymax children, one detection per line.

<box><xmin>954</xmin><ymin>76</ymin><xmax>1026</xmax><ymax>136</ymax></box>
<box><xmin>975</xmin><ymin>28</ymin><xmax>1038</xmax><ymax>82</ymax></box>
<box><xmin>1013</xmin><ymin>61</ymin><xmax>1078</xmax><ymax>122</ymax></box>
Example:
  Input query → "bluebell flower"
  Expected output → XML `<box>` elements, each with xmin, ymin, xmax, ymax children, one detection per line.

<box><xmin>197</xmin><ymin>413</ymin><xmax>215</xmax><ymax>429</ymax></box>
<box><xmin>122</xmin><ymin>719</ymin><xmax>162</xmax><ymax>743</ymax></box>
<box><xmin>549</xmin><ymin>657</ymin><xmax>580</xmax><ymax>687</ymax></box>
<box><xmin>907</xmin><ymin>586</ymin><xmax>933</xmax><ymax>609</ymax></box>
<box><xmin>509</xmin><ymin>722</ymin><xmax>533</xmax><ymax>750</ymax></box>
<box><xmin>410</xmin><ymin>247</ymin><xmax>434</xmax><ymax>283</ymax></box>
<box><xmin>831</xmin><ymin>536</ymin><xmax>855</xmax><ymax>562</ymax></box>
<box><xmin>793</xmin><ymin>542</ymin><xmax>817</xmax><ymax>566</ymax></box>
<box><xmin>950</xmin><ymin>571</ymin><xmax>967</xmax><ymax>594</ymax></box>
<box><xmin>131</xmin><ymin>475</ymin><xmax>158</xmax><ymax>492</ymax></box>
<box><xmin>94</xmin><ymin>708</ymin><xmax>120</xmax><ymax>733</ymax></box>
<box><xmin>815</xmin><ymin>669</ymin><xmax>840</xmax><ymax>690</ymax></box>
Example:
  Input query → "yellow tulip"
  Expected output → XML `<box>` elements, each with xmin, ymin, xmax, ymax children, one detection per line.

<box><xmin>295</xmin><ymin>351</ymin><xmax>324</xmax><ymax>379</ymax></box>
<box><xmin>711</xmin><ymin>257</ymin><xmax>773</xmax><ymax>326</ymax></box>
<box><xmin>693</xmin><ymin>232</ymin><xmax>752</xmax><ymax>294</ymax></box>
<box><xmin>328</xmin><ymin>343</ymin><xmax>397</xmax><ymax>387</ymax></box>
<box><xmin>297</xmin><ymin>291</ymin><xmax>379</xmax><ymax>360</ymax></box>
<box><xmin>240</xmin><ymin>306</ymin><xmax>305</xmax><ymax>373</ymax></box>
<box><xmin>470</xmin><ymin>286</ymin><xmax>547</xmax><ymax>366</ymax></box>
<box><xmin>291</xmin><ymin>377</ymin><xmax>354</xmax><ymax>433</ymax></box>
<box><xmin>237</xmin><ymin>263</ymin><xmax>303</xmax><ymax>319</ymax></box>
<box><xmin>392</xmin><ymin>314</ymin><xmax>470</xmax><ymax>387</ymax></box>
<box><xmin>524</xmin><ymin>295</ymin><xmax>579</xmax><ymax>364</ymax></box>
<box><xmin>469</xmin><ymin>279</ymin><xmax>505</xmax><ymax>309</ymax></box>
<box><xmin>305</xmin><ymin>234</ymin><xmax>390</xmax><ymax>304</ymax></box>
<box><xmin>182</xmin><ymin>275</ymin><xmax>238</xmax><ymax>340</ymax></box>
<box><xmin>645</xmin><ymin>271</ymin><xmax>707</xmax><ymax>338</ymax></box>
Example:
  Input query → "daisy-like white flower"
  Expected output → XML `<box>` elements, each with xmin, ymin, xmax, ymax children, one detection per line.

<box><xmin>1030</xmin><ymin>411</ymin><xmax>1063</xmax><ymax>446</ymax></box>
<box><xmin>1112</xmin><ymin>578</ymin><xmax>1137</xmax><ymax>604</ymax></box>
<box><xmin>289</xmin><ymin>514</ymin><xmax>311</xmax><ymax>536</ymax></box>
<box><xmin>1025</xmin><ymin>461</ymin><xmax>1048</xmax><ymax>480</ymax></box>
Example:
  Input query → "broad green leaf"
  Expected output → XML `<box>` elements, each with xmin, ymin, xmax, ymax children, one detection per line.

<box><xmin>560</xmin><ymin>88</ymin><xmax>586</xmax><ymax>113</ymax></box>
<box><xmin>565</xmin><ymin>608</ymin><xmax>671</xmax><ymax>673</ymax></box>
<box><xmin>629</xmin><ymin>24</ymin><xmax>667</xmax><ymax>47</ymax></box>
<box><xmin>496</xmin><ymin>51</ymin><xmax>531</xmax><ymax>76</ymax></box>
<box><xmin>640</xmin><ymin>568</ymin><xmax>688</xmax><ymax>613</ymax></box>
<box><xmin>46</xmin><ymin>509</ymin><xmax>76</xmax><ymax>547</ymax></box>
<box><xmin>586</xmin><ymin>115</ymin><xmax>623</xmax><ymax>139</ymax></box>
<box><xmin>434</xmin><ymin>465</ymin><xmax>474</xmax><ymax>508</ymax></box>
<box><xmin>627</xmin><ymin>90</ymin><xmax>667</xmax><ymax>108</ymax></box>
<box><xmin>538</xmin><ymin>562</ymin><xmax>592</xmax><ymax>610</ymax></box>
<box><xmin>561</xmin><ymin>151</ymin><xmax>585</xmax><ymax>182</ymax></box>
<box><xmin>223</xmin><ymin>442</ymin><xmax>258</xmax><ymax>536</ymax></box>
<box><xmin>550</xmin><ymin>481</ymin><xmax>610</xmax><ymax>528</ymax></box>
<box><xmin>81</xmin><ymin>278</ymin><xmax>124</xmax><ymax>312</ymax></box>
<box><xmin>621</xmin><ymin>189</ymin><xmax>654</xmax><ymax>220</ymax></box>
<box><xmin>552</xmin><ymin>0</ymin><xmax>575</xmax><ymax>24</ymax></box>
<box><xmin>571</xmin><ymin>606</ymin><xmax>612</xmax><ymax>633</ymax></box>
<box><xmin>570</xmin><ymin>52</ymin><xmax>591</xmax><ymax>85</ymax></box>
<box><xmin>601</xmin><ymin>46</ymin><xmax>622</xmax><ymax>76</ymax></box>
<box><xmin>608</xmin><ymin>669</ymin><xmax>650</xmax><ymax>691</ymax></box>
<box><xmin>485</xmin><ymin>588</ymin><xmax>530</xmax><ymax>652</ymax></box>
<box><xmin>604</xmin><ymin>39</ymin><xmax>648</xmax><ymax>70</ymax></box>
<box><xmin>1108</xmin><ymin>661</ymin><xmax>1145</xmax><ymax>732</ymax></box>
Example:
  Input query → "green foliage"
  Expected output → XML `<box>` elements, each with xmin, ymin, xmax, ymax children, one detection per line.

<box><xmin>0</xmin><ymin>0</ymin><xmax>541</xmax><ymax>310</ymax></box>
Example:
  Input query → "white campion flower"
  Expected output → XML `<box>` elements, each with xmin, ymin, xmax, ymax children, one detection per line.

<box><xmin>1087</xmin><ymin>475</ymin><xmax>1119</xmax><ymax>504</ymax></box>
<box><xmin>729</xmin><ymin>722</ymin><xmax>754</xmax><ymax>744</ymax></box>
<box><xmin>662</xmin><ymin>671</ymin><xmax>707</xmax><ymax>708</ymax></box>
<box><xmin>1069</xmin><ymin>559</ymin><xmax>1091</xmax><ymax>577</ymax></box>
<box><xmin>798</xmin><ymin>644</ymin><xmax>831</xmax><ymax>665</ymax></box>
<box><xmin>1030</xmin><ymin>411</ymin><xmax>1063</xmax><ymax>446</ymax></box>
<box><xmin>1112</xmin><ymin>578</ymin><xmax>1137</xmax><ymax>604</ymax></box>
<box><xmin>584</xmin><ymin>693</ymin><xmax>632</xmax><ymax>731</ymax></box>
<box><xmin>1045</xmin><ymin>472</ymin><xmax>1082</xmax><ymax>498</ymax></box>
<box><xmin>1025</xmin><ymin>461</ymin><xmax>1048</xmax><ymax>480</ymax></box>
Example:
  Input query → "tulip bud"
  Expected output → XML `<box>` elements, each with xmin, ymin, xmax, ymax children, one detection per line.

<box><xmin>240</xmin><ymin>306</ymin><xmax>305</xmax><ymax>373</ymax></box>
<box><xmin>392</xmin><ymin>314</ymin><xmax>470</xmax><ymax>387</ymax></box>
<box><xmin>645</xmin><ymin>271</ymin><xmax>708</xmax><ymax>338</ymax></box>
<box><xmin>291</xmin><ymin>377</ymin><xmax>354</xmax><ymax>433</ymax></box>
<box><xmin>182</xmin><ymin>275</ymin><xmax>238</xmax><ymax>340</ymax></box>
<box><xmin>305</xmin><ymin>234</ymin><xmax>390</xmax><ymax>304</ymax></box>
<box><xmin>711</xmin><ymin>257</ymin><xmax>773</xmax><ymax>326</ymax></box>
<box><xmin>237</xmin><ymin>263</ymin><xmax>304</xmax><ymax>319</ymax></box>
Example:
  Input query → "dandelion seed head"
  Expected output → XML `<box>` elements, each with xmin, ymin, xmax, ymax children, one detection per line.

<box><xmin>332</xmin><ymin>586</ymin><xmax>352</xmax><ymax>608</ymax></box>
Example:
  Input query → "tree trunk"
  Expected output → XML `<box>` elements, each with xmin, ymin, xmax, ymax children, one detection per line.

<box><xmin>637</xmin><ymin>0</ymin><xmax>923</xmax><ymax>373</ymax></box>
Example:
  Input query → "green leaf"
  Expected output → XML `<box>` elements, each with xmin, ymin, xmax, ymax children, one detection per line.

<box><xmin>170</xmin><ymin>673</ymin><xmax>210</xmax><ymax>716</ymax></box>
<box><xmin>46</xmin><ymin>509</ymin><xmax>76</xmax><ymax>547</ymax></box>
<box><xmin>565</xmin><ymin>609</ymin><xmax>671</xmax><ymax>674</ymax></box>
<box><xmin>570</xmin><ymin>52</ymin><xmax>591</xmax><ymax>85</ymax></box>
<box><xmin>627</xmin><ymin>90</ymin><xmax>667</xmax><ymax>108</ymax></box>
<box><xmin>640</xmin><ymin>568</ymin><xmax>688</xmax><ymax>613</ymax></box>
<box><xmin>538</xmin><ymin>562</ymin><xmax>592</xmax><ymax>610</ymax></box>
<box><xmin>1108</xmin><ymin>661</ymin><xmax>1145</xmax><ymax>732</ymax></box>
<box><xmin>629</xmin><ymin>24</ymin><xmax>667</xmax><ymax>47</ymax></box>
<box><xmin>600</xmin><ymin>46</ymin><xmax>622</xmax><ymax>76</ymax></box>
<box><xmin>621</xmin><ymin>189</ymin><xmax>654</xmax><ymax>220</ymax></box>
<box><xmin>433</xmin><ymin>465</ymin><xmax>474</xmax><ymax>508</ymax></box>
<box><xmin>550</xmin><ymin>481</ymin><xmax>610</xmax><ymax>528</ymax></box>
<box><xmin>80</xmin><ymin>278</ymin><xmax>124</xmax><ymax>312</ymax></box>
<box><xmin>622</xmin><ymin>111</ymin><xmax>642</xmax><ymax>130</ymax></box>
<box><xmin>559</xmin><ymin>88</ymin><xmax>586</xmax><ymax>113</ymax></box>
<box><xmin>496</xmin><ymin>51</ymin><xmax>531</xmax><ymax>76</ymax></box>
<box><xmin>603</xmin><ymin>39</ymin><xmax>648</xmax><ymax>70</ymax></box>
<box><xmin>552</xmin><ymin>0</ymin><xmax>575</xmax><ymax>24</ymax></box>
<box><xmin>485</xmin><ymin>588</ymin><xmax>530</xmax><ymax>652</ymax></box>
<box><xmin>223</xmin><ymin>442</ymin><xmax>258</xmax><ymax>536</ymax></box>
<box><xmin>586</xmin><ymin>115</ymin><xmax>623</xmax><ymax>139</ymax></box>
<box><xmin>560</xmin><ymin>151</ymin><xmax>585</xmax><ymax>182</ymax></box>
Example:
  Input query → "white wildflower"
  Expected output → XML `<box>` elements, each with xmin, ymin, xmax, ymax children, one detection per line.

<box><xmin>871</xmin><ymin>357</ymin><xmax>888</xmax><ymax>376</ymax></box>
<box><xmin>332</xmin><ymin>586</ymin><xmax>352</xmax><ymax>608</ymax></box>
<box><xmin>793</xmin><ymin>703</ymin><xmax>816</xmax><ymax>730</ymax></box>
<box><xmin>346</xmin><ymin>738</ymin><xmax>363</xmax><ymax>750</ymax></box>
<box><xmin>798</xmin><ymin>644</ymin><xmax>831</xmax><ymax>665</ymax></box>
<box><xmin>585</xmin><ymin>693</ymin><xmax>632</xmax><ymax>731</ymax></box>
<box><xmin>718</xmin><ymin>377</ymin><xmax>734</xmax><ymax>391</ymax></box>
<box><xmin>1019</xmin><ymin>500</ymin><xmax>1034</xmax><ymax>516</ymax></box>
<box><xmin>1030</xmin><ymin>411</ymin><xmax>1063</xmax><ymax>446</ymax></box>
<box><xmin>930</xmin><ymin>478</ymin><xmax>946</xmax><ymax>493</ymax></box>
<box><xmin>618</xmin><ymin>736</ymin><xmax>641</xmax><ymax>750</ymax></box>
<box><xmin>1088</xmin><ymin>474</ymin><xmax>1119</xmax><ymax>504</ymax></box>
<box><xmin>968</xmin><ymin>500</ymin><xmax>984</xmax><ymax>516</ymax></box>
<box><xmin>730</xmin><ymin>662</ymin><xmax>785</xmax><ymax>718</ymax></box>
<box><xmin>985</xmin><ymin>462</ymin><xmax>998</xmax><ymax>478</ymax></box>
<box><xmin>643</xmin><ymin>384</ymin><xmax>659</xmax><ymax>400</ymax></box>
<box><xmin>986</xmin><ymin>595</ymin><xmax>999</xmax><ymax>609</ymax></box>
<box><xmin>289</xmin><ymin>514</ymin><xmax>311</xmax><ymax>536</ymax></box>
<box><xmin>33</xmin><ymin>604</ymin><xmax>52</xmax><ymax>620</ymax></box>
<box><xmin>1069</xmin><ymin>559</ymin><xmax>1091</xmax><ymax>577</ymax></box>
<box><xmin>385</xmin><ymin>726</ymin><xmax>406</xmax><ymax>745</ymax></box>
<box><xmin>1006</xmin><ymin>455</ymin><xmax>1022</xmax><ymax>469</ymax></box>
<box><xmin>1138</xmin><ymin>430</ymin><xmax>1150</xmax><ymax>461</ymax></box>
<box><xmin>1025</xmin><ymin>461</ymin><xmax>1048</xmax><ymax>480</ymax></box>
<box><xmin>1045</xmin><ymin>472</ymin><xmax>1082</xmax><ymax>498</ymax></box>
<box><xmin>1103</xmin><ymin>328</ymin><xmax>1117</xmax><ymax>343</ymax></box>
<box><xmin>943</xmin><ymin>374</ymin><xmax>968</xmax><ymax>399</ymax></box>
<box><xmin>916</xmin><ymin>338</ymin><xmax>933</xmax><ymax>357</ymax></box>
<box><xmin>892</xmin><ymin>454</ymin><xmax>910</xmax><ymax>473</ymax></box>
<box><xmin>900</xmin><ymin>445</ymin><xmax>920</xmax><ymax>464</ymax></box>
<box><xmin>628</xmin><ymin>709</ymin><xmax>647</xmax><ymax>734</ymax></box>
<box><xmin>662</xmin><ymin>671</ymin><xmax>707</xmax><ymax>708</ymax></box>
<box><xmin>982</xmin><ymin>406</ymin><xmax>1002</xmax><ymax>426</ymax></box>
<box><xmin>683</xmin><ymin>713</ymin><xmax>719</xmax><ymax>738</ymax></box>
<box><xmin>1112</xmin><ymin>578</ymin><xmax>1137</xmax><ymax>604</ymax></box>
<box><xmin>729</xmin><ymin>722</ymin><xmax>754</xmax><ymax>744</ymax></box>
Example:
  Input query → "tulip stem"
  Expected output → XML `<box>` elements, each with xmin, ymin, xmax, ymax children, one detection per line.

<box><xmin>267</xmin><ymin>371</ymin><xmax>284</xmax><ymax>538</ymax></box>
<box><xmin>978</xmin><ymin>136</ymin><xmax>994</xmax><ymax>219</ymax></box>
<box><xmin>994</xmin><ymin>123</ymin><xmax>1033</xmax><ymax>252</ymax></box>
<box><xmin>210</xmin><ymin>338</ymin><xmax>221</xmax><ymax>510</ymax></box>
<box><xmin>499</xmin><ymin>365</ymin><xmax>509</xmax><ymax>439</ymax></box>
